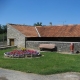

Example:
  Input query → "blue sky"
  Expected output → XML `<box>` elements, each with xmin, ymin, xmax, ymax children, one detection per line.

<box><xmin>0</xmin><ymin>0</ymin><xmax>80</xmax><ymax>25</ymax></box>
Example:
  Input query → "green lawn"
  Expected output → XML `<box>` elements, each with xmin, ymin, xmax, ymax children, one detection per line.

<box><xmin>0</xmin><ymin>48</ymin><xmax>80</xmax><ymax>75</ymax></box>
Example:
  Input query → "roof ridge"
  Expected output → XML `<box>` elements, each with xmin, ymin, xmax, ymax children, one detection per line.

<box><xmin>35</xmin><ymin>27</ymin><xmax>41</xmax><ymax>37</ymax></box>
<box><xmin>8</xmin><ymin>23</ymin><xmax>33</xmax><ymax>27</ymax></box>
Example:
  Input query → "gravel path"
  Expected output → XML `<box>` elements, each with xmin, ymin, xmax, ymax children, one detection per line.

<box><xmin>0</xmin><ymin>68</ymin><xmax>80</xmax><ymax>80</ymax></box>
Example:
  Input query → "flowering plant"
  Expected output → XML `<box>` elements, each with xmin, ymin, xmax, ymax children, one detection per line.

<box><xmin>4</xmin><ymin>49</ymin><xmax>41</xmax><ymax>58</ymax></box>
<box><xmin>21</xmin><ymin>48</ymin><xmax>27</xmax><ymax>51</ymax></box>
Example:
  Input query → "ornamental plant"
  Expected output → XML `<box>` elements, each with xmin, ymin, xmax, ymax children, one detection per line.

<box><xmin>4</xmin><ymin>49</ymin><xmax>41</xmax><ymax>58</ymax></box>
<box><xmin>21</xmin><ymin>47</ymin><xmax>27</xmax><ymax>51</ymax></box>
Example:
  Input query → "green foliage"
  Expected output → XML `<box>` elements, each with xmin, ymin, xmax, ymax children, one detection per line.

<box><xmin>0</xmin><ymin>24</ymin><xmax>7</xmax><ymax>34</ymax></box>
<box><xmin>2</xmin><ymin>25</ymin><xmax>7</xmax><ymax>33</ymax></box>
<box><xmin>0</xmin><ymin>24</ymin><xmax>7</xmax><ymax>41</ymax></box>
<box><xmin>0</xmin><ymin>24</ymin><xmax>2</xmax><ymax>33</ymax></box>
<box><xmin>49</xmin><ymin>22</ymin><xmax>52</xmax><ymax>26</ymax></box>
<box><xmin>0</xmin><ymin>49</ymin><xmax>80</xmax><ymax>75</ymax></box>
<box><xmin>34</xmin><ymin>22</ymin><xmax>42</xmax><ymax>26</ymax></box>
<box><xmin>0</xmin><ymin>33</ymin><xmax>7</xmax><ymax>41</ymax></box>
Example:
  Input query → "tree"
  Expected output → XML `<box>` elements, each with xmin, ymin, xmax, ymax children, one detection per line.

<box><xmin>0</xmin><ymin>25</ymin><xmax>2</xmax><ymax>34</ymax></box>
<box><xmin>2</xmin><ymin>25</ymin><xmax>7</xmax><ymax>33</ymax></box>
<box><xmin>49</xmin><ymin>22</ymin><xmax>52</xmax><ymax>26</ymax></box>
<box><xmin>0</xmin><ymin>25</ymin><xmax>7</xmax><ymax>34</ymax></box>
<box><xmin>0</xmin><ymin>24</ymin><xmax>7</xmax><ymax>41</ymax></box>
<box><xmin>34</xmin><ymin>22</ymin><xmax>42</xmax><ymax>26</ymax></box>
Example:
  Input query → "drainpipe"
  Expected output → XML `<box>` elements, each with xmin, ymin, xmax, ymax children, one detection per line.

<box><xmin>35</xmin><ymin>27</ymin><xmax>41</xmax><ymax>37</ymax></box>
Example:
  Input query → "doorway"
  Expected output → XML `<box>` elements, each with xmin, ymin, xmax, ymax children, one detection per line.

<box><xmin>10</xmin><ymin>39</ymin><xmax>14</xmax><ymax>46</ymax></box>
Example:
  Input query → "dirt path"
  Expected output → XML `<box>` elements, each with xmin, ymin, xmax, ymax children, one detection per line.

<box><xmin>0</xmin><ymin>68</ymin><xmax>80</xmax><ymax>80</ymax></box>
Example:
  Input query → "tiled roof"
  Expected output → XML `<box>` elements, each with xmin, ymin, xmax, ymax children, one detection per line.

<box><xmin>37</xmin><ymin>25</ymin><xmax>80</xmax><ymax>37</ymax></box>
<box><xmin>9</xmin><ymin>24</ymin><xmax>39</xmax><ymax>37</ymax></box>
<box><xmin>9</xmin><ymin>24</ymin><xmax>80</xmax><ymax>37</ymax></box>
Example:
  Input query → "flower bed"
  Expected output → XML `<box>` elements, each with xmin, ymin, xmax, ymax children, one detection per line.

<box><xmin>4</xmin><ymin>49</ymin><xmax>41</xmax><ymax>58</ymax></box>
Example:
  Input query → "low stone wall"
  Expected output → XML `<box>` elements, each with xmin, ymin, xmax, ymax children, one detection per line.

<box><xmin>26</xmin><ymin>41</ymin><xmax>80</xmax><ymax>52</ymax></box>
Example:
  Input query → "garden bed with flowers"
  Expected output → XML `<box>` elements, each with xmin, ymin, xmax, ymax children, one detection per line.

<box><xmin>4</xmin><ymin>49</ymin><xmax>41</xmax><ymax>58</ymax></box>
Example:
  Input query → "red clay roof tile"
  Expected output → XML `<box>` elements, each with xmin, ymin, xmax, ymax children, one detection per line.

<box><xmin>9</xmin><ymin>24</ymin><xmax>80</xmax><ymax>37</ymax></box>
<box><xmin>37</xmin><ymin>25</ymin><xmax>80</xmax><ymax>37</ymax></box>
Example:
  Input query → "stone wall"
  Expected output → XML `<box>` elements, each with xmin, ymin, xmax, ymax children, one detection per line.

<box><xmin>26</xmin><ymin>41</ymin><xmax>80</xmax><ymax>52</ymax></box>
<box><xmin>7</xmin><ymin>24</ymin><xmax>26</xmax><ymax>48</ymax></box>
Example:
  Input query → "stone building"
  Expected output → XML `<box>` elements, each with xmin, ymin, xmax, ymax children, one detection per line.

<box><xmin>7</xmin><ymin>23</ymin><xmax>80</xmax><ymax>52</ymax></box>
<box><xmin>7</xmin><ymin>23</ymin><xmax>39</xmax><ymax>48</ymax></box>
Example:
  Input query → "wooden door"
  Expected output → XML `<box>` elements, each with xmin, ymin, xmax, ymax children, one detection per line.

<box><xmin>10</xmin><ymin>39</ymin><xmax>14</xmax><ymax>46</ymax></box>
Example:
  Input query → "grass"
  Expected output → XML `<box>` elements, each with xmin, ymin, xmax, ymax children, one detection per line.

<box><xmin>0</xmin><ymin>48</ymin><xmax>80</xmax><ymax>75</ymax></box>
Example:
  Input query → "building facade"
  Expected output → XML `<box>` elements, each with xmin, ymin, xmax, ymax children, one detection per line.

<box><xmin>7</xmin><ymin>24</ymin><xmax>26</xmax><ymax>48</ymax></box>
<box><xmin>7</xmin><ymin>23</ymin><xmax>80</xmax><ymax>52</ymax></box>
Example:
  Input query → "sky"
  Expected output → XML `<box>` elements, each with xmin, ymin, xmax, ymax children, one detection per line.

<box><xmin>0</xmin><ymin>0</ymin><xmax>80</xmax><ymax>25</ymax></box>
